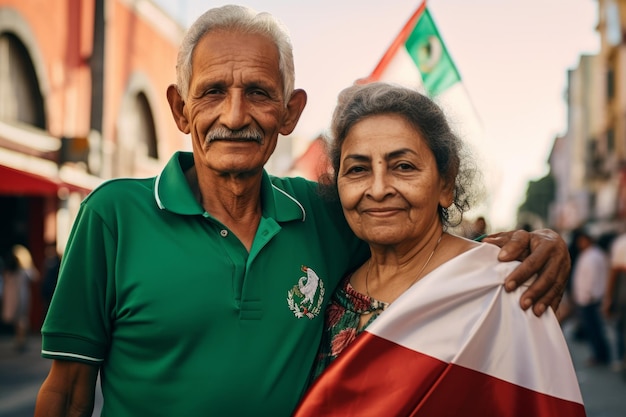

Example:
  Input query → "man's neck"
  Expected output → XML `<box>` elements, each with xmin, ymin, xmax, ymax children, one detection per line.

<box><xmin>186</xmin><ymin>166</ymin><xmax>264</xmax><ymax>251</ymax></box>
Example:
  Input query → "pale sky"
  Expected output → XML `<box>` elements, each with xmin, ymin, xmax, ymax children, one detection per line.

<box><xmin>155</xmin><ymin>0</ymin><xmax>599</xmax><ymax>230</ymax></box>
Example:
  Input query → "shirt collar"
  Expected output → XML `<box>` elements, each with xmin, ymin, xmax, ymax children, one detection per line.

<box><xmin>154</xmin><ymin>151</ymin><xmax>306</xmax><ymax>222</ymax></box>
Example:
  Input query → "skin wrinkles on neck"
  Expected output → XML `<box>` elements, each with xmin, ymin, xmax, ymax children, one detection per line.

<box><xmin>353</xmin><ymin>229</ymin><xmax>478</xmax><ymax>331</ymax></box>
<box><xmin>364</xmin><ymin>228</ymin><xmax>444</xmax><ymax>299</ymax></box>
<box><xmin>185</xmin><ymin>165</ymin><xmax>263</xmax><ymax>250</ymax></box>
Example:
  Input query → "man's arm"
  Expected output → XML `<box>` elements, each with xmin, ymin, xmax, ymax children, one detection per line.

<box><xmin>482</xmin><ymin>229</ymin><xmax>569</xmax><ymax>317</ymax></box>
<box><xmin>35</xmin><ymin>360</ymin><xmax>99</xmax><ymax>417</ymax></box>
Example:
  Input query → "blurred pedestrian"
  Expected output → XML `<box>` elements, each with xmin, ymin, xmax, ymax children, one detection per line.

<box><xmin>572</xmin><ymin>227</ymin><xmax>611</xmax><ymax>366</ymax></box>
<box><xmin>603</xmin><ymin>230</ymin><xmax>626</xmax><ymax>375</ymax></box>
<box><xmin>1</xmin><ymin>244</ymin><xmax>39</xmax><ymax>352</ymax></box>
<box><xmin>557</xmin><ymin>229</ymin><xmax>583</xmax><ymax>325</ymax></box>
<box><xmin>40</xmin><ymin>243</ymin><xmax>61</xmax><ymax>317</ymax></box>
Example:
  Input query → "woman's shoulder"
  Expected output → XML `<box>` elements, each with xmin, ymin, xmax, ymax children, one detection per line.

<box><xmin>445</xmin><ymin>234</ymin><xmax>483</xmax><ymax>256</ymax></box>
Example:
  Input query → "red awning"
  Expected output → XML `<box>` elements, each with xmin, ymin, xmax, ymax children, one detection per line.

<box><xmin>0</xmin><ymin>164</ymin><xmax>92</xmax><ymax>196</ymax></box>
<box><xmin>0</xmin><ymin>121</ymin><xmax>100</xmax><ymax>196</ymax></box>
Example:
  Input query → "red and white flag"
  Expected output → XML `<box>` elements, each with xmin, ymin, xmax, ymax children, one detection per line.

<box><xmin>294</xmin><ymin>244</ymin><xmax>586</xmax><ymax>417</ymax></box>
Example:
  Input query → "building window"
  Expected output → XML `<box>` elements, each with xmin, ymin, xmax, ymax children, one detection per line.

<box><xmin>115</xmin><ymin>90</ymin><xmax>159</xmax><ymax>177</ymax></box>
<box><xmin>136</xmin><ymin>92</ymin><xmax>158</xmax><ymax>159</ymax></box>
<box><xmin>0</xmin><ymin>33</ymin><xmax>45</xmax><ymax>128</ymax></box>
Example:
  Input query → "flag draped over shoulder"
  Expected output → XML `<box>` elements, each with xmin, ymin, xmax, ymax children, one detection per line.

<box><xmin>293</xmin><ymin>244</ymin><xmax>586</xmax><ymax>417</ymax></box>
<box><xmin>362</xmin><ymin>1</ymin><xmax>483</xmax><ymax>149</ymax></box>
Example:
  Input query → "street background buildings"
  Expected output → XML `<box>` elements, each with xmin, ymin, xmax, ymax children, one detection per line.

<box><xmin>0</xmin><ymin>0</ymin><xmax>186</xmax><ymax>331</ymax></box>
<box><xmin>1</xmin><ymin>0</ymin><xmax>626</xmax><ymax>414</ymax></box>
<box><xmin>546</xmin><ymin>0</ymin><xmax>626</xmax><ymax>237</ymax></box>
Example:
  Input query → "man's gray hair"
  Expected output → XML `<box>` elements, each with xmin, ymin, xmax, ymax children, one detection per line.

<box><xmin>175</xmin><ymin>4</ymin><xmax>296</xmax><ymax>105</ymax></box>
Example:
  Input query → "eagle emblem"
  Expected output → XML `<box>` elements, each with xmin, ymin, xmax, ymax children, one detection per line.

<box><xmin>287</xmin><ymin>266</ymin><xmax>325</xmax><ymax>319</ymax></box>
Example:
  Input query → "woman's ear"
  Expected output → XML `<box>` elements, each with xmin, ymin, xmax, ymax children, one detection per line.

<box><xmin>167</xmin><ymin>84</ymin><xmax>191</xmax><ymax>134</ymax></box>
<box><xmin>439</xmin><ymin>178</ymin><xmax>455</xmax><ymax>209</ymax></box>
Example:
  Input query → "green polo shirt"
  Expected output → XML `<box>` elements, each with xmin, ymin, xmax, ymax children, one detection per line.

<box><xmin>41</xmin><ymin>151</ymin><xmax>368</xmax><ymax>417</ymax></box>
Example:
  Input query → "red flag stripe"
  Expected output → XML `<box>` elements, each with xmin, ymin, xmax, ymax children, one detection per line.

<box><xmin>295</xmin><ymin>333</ymin><xmax>586</xmax><ymax>417</ymax></box>
<box><xmin>368</xmin><ymin>1</ymin><xmax>427</xmax><ymax>82</ymax></box>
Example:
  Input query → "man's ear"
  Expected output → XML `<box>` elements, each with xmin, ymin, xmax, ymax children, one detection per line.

<box><xmin>167</xmin><ymin>84</ymin><xmax>190</xmax><ymax>134</ymax></box>
<box><xmin>279</xmin><ymin>89</ymin><xmax>308</xmax><ymax>136</ymax></box>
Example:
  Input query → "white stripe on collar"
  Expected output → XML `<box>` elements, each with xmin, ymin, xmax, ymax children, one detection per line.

<box><xmin>154</xmin><ymin>172</ymin><xmax>165</xmax><ymax>210</ymax></box>
<box><xmin>271</xmin><ymin>184</ymin><xmax>306</xmax><ymax>222</ymax></box>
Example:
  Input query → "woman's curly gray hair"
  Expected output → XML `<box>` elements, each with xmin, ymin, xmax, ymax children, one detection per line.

<box><xmin>321</xmin><ymin>82</ymin><xmax>481</xmax><ymax>229</ymax></box>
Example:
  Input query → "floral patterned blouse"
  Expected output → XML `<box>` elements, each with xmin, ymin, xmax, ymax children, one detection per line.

<box><xmin>309</xmin><ymin>274</ymin><xmax>390</xmax><ymax>382</ymax></box>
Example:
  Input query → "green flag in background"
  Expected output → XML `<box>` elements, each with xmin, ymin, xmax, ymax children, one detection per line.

<box><xmin>366</xmin><ymin>3</ymin><xmax>462</xmax><ymax>98</ymax></box>
<box><xmin>405</xmin><ymin>8</ymin><xmax>461</xmax><ymax>96</ymax></box>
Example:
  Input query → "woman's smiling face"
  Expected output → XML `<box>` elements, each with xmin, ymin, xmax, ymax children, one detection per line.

<box><xmin>337</xmin><ymin>113</ymin><xmax>452</xmax><ymax>248</ymax></box>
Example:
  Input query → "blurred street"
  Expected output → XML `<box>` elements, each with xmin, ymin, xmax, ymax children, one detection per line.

<box><xmin>563</xmin><ymin>320</ymin><xmax>626</xmax><ymax>417</ymax></box>
<box><xmin>0</xmin><ymin>322</ymin><xmax>624</xmax><ymax>417</ymax></box>
<box><xmin>0</xmin><ymin>331</ymin><xmax>103</xmax><ymax>417</ymax></box>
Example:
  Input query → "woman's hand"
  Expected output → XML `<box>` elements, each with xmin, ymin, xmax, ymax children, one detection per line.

<box><xmin>482</xmin><ymin>229</ymin><xmax>570</xmax><ymax>317</ymax></box>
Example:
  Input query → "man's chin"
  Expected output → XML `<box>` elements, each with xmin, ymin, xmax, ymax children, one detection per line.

<box><xmin>209</xmin><ymin>157</ymin><xmax>267</xmax><ymax>176</ymax></box>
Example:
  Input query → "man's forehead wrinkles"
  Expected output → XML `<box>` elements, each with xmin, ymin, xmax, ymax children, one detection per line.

<box><xmin>192</xmin><ymin>63</ymin><xmax>281</xmax><ymax>93</ymax></box>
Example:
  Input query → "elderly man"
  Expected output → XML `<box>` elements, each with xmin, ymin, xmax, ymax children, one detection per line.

<box><xmin>35</xmin><ymin>5</ymin><xmax>570</xmax><ymax>416</ymax></box>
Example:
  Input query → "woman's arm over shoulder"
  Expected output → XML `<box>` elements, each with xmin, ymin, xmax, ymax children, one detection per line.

<box><xmin>35</xmin><ymin>360</ymin><xmax>99</xmax><ymax>417</ymax></box>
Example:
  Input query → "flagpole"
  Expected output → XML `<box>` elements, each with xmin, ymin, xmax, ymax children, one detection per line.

<box><xmin>366</xmin><ymin>1</ymin><xmax>427</xmax><ymax>82</ymax></box>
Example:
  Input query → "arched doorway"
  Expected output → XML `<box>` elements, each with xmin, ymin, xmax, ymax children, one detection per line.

<box><xmin>0</xmin><ymin>29</ymin><xmax>51</xmax><ymax>333</ymax></box>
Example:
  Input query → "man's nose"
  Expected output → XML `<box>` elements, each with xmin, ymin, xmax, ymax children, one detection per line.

<box><xmin>220</xmin><ymin>91</ymin><xmax>251</xmax><ymax>129</ymax></box>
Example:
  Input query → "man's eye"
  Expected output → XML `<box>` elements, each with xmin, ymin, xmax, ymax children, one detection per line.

<box><xmin>249</xmin><ymin>89</ymin><xmax>270</xmax><ymax>98</ymax></box>
<box><xmin>203</xmin><ymin>88</ymin><xmax>223</xmax><ymax>96</ymax></box>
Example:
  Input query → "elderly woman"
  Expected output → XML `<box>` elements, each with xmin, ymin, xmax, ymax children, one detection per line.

<box><xmin>294</xmin><ymin>83</ymin><xmax>585</xmax><ymax>417</ymax></box>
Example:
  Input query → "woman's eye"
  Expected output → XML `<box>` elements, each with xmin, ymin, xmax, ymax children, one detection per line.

<box><xmin>346</xmin><ymin>166</ymin><xmax>366</xmax><ymax>174</ymax></box>
<box><xmin>396</xmin><ymin>163</ymin><xmax>414</xmax><ymax>171</ymax></box>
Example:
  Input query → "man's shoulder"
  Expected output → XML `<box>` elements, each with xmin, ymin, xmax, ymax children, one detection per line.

<box><xmin>82</xmin><ymin>176</ymin><xmax>155</xmax><ymax>207</ymax></box>
<box><xmin>269</xmin><ymin>174</ymin><xmax>317</xmax><ymax>189</ymax></box>
<box><xmin>269</xmin><ymin>175</ymin><xmax>321</xmax><ymax>203</ymax></box>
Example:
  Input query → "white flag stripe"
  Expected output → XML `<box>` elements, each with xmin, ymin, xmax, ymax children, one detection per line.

<box><xmin>377</xmin><ymin>49</ymin><xmax>486</xmax><ymax>156</ymax></box>
<box><xmin>366</xmin><ymin>243</ymin><xmax>583</xmax><ymax>404</ymax></box>
<box><xmin>436</xmin><ymin>83</ymin><xmax>485</xmax><ymax>149</ymax></box>
<box><xmin>377</xmin><ymin>46</ymin><xmax>426</xmax><ymax>93</ymax></box>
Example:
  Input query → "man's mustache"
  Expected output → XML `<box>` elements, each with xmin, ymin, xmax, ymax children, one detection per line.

<box><xmin>205</xmin><ymin>127</ymin><xmax>263</xmax><ymax>144</ymax></box>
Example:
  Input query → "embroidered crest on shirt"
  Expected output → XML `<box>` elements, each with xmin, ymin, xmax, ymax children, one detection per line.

<box><xmin>287</xmin><ymin>266</ymin><xmax>325</xmax><ymax>319</ymax></box>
